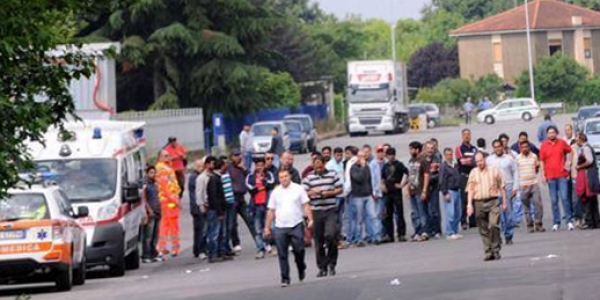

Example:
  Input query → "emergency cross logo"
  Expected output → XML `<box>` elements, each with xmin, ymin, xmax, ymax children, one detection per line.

<box><xmin>37</xmin><ymin>229</ymin><xmax>48</xmax><ymax>241</ymax></box>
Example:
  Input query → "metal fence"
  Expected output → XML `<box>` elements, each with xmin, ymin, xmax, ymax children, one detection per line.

<box><xmin>114</xmin><ymin>108</ymin><xmax>204</xmax><ymax>154</ymax></box>
<box><xmin>222</xmin><ymin>104</ymin><xmax>329</xmax><ymax>145</ymax></box>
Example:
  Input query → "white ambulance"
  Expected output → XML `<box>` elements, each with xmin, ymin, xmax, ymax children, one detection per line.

<box><xmin>27</xmin><ymin>120</ymin><xmax>146</xmax><ymax>277</ymax></box>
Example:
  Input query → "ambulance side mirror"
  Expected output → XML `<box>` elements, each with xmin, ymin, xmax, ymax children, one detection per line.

<box><xmin>123</xmin><ymin>183</ymin><xmax>141</xmax><ymax>204</ymax></box>
<box><xmin>76</xmin><ymin>206</ymin><xmax>89</xmax><ymax>218</ymax></box>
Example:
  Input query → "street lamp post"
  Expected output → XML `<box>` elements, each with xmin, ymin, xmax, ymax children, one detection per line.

<box><xmin>524</xmin><ymin>0</ymin><xmax>536</xmax><ymax>101</ymax></box>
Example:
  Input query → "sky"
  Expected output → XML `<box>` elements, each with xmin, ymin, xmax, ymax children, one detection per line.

<box><xmin>313</xmin><ymin>0</ymin><xmax>430</xmax><ymax>22</ymax></box>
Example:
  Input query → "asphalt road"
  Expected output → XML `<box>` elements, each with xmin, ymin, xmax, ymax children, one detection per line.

<box><xmin>3</xmin><ymin>114</ymin><xmax>600</xmax><ymax>300</ymax></box>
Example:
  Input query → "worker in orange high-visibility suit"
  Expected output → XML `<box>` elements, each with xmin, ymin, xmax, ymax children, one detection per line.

<box><xmin>155</xmin><ymin>150</ymin><xmax>182</xmax><ymax>257</ymax></box>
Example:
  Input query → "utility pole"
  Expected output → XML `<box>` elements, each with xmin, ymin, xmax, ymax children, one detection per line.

<box><xmin>390</xmin><ymin>0</ymin><xmax>396</xmax><ymax>62</ymax></box>
<box><xmin>524</xmin><ymin>0</ymin><xmax>536</xmax><ymax>101</ymax></box>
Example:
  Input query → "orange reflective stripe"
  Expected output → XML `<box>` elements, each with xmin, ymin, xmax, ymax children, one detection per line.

<box><xmin>0</xmin><ymin>242</ymin><xmax>52</xmax><ymax>255</ymax></box>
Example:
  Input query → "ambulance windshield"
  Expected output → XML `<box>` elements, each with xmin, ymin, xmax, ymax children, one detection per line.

<box><xmin>0</xmin><ymin>194</ymin><xmax>49</xmax><ymax>222</ymax></box>
<box><xmin>34</xmin><ymin>159</ymin><xmax>118</xmax><ymax>202</ymax></box>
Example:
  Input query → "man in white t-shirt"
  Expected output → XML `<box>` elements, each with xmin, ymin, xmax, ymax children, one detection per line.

<box><xmin>265</xmin><ymin>169</ymin><xmax>314</xmax><ymax>288</ymax></box>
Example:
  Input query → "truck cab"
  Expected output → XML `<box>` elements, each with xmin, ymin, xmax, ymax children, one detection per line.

<box><xmin>26</xmin><ymin>120</ymin><xmax>146</xmax><ymax>277</ymax></box>
<box><xmin>346</xmin><ymin>60</ymin><xmax>410</xmax><ymax>136</ymax></box>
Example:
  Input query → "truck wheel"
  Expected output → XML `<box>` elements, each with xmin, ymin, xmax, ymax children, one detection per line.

<box><xmin>73</xmin><ymin>252</ymin><xmax>87</xmax><ymax>286</ymax></box>
<box><xmin>125</xmin><ymin>243</ymin><xmax>140</xmax><ymax>270</ymax></box>
<box><xmin>56</xmin><ymin>263</ymin><xmax>73</xmax><ymax>292</ymax></box>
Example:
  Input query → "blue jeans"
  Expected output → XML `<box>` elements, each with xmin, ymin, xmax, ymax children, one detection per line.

<box><xmin>219</xmin><ymin>204</ymin><xmax>235</xmax><ymax>255</ymax></box>
<box><xmin>253</xmin><ymin>205</ymin><xmax>267</xmax><ymax>252</ymax></box>
<box><xmin>272</xmin><ymin>154</ymin><xmax>280</xmax><ymax>169</ymax></box>
<box><xmin>548</xmin><ymin>177</ymin><xmax>573</xmax><ymax>225</ymax></box>
<box><xmin>512</xmin><ymin>194</ymin><xmax>523</xmax><ymax>226</ymax></box>
<box><xmin>499</xmin><ymin>186</ymin><xmax>515</xmax><ymax>240</ymax></box>
<box><xmin>348</xmin><ymin>196</ymin><xmax>374</xmax><ymax>244</ymax></box>
<box><xmin>205</xmin><ymin>210</ymin><xmax>222</xmax><ymax>259</ymax></box>
<box><xmin>243</xmin><ymin>151</ymin><xmax>253</xmax><ymax>171</ymax></box>
<box><xmin>365</xmin><ymin>198</ymin><xmax>381</xmax><ymax>242</ymax></box>
<box><xmin>571</xmin><ymin>180</ymin><xmax>583</xmax><ymax>220</ymax></box>
<box><xmin>443</xmin><ymin>190</ymin><xmax>462</xmax><ymax>236</ymax></box>
<box><xmin>410</xmin><ymin>194</ymin><xmax>429</xmax><ymax>236</ymax></box>
<box><xmin>428</xmin><ymin>187</ymin><xmax>441</xmax><ymax>235</ymax></box>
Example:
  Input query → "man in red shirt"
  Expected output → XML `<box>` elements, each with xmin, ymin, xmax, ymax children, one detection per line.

<box><xmin>165</xmin><ymin>137</ymin><xmax>188</xmax><ymax>198</ymax></box>
<box><xmin>540</xmin><ymin>126</ymin><xmax>574</xmax><ymax>232</ymax></box>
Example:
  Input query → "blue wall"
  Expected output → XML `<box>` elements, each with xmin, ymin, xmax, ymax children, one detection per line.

<box><xmin>220</xmin><ymin>104</ymin><xmax>328</xmax><ymax>145</ymax></box>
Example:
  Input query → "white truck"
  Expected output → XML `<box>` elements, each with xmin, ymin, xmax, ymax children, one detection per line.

<box><xmin>346</xmin><ymin>60</ymin><xmax>410</xmax><ymax>136</ymax></box>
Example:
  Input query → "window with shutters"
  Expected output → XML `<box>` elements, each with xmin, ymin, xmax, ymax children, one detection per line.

<box><xmin>493</xmin><ymin>42</ymin><xmax>502</xmax><ymax>63</ymax></box>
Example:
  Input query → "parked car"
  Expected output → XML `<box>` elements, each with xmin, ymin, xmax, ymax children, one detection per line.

<box><xmin>409</xmin><ymin>103</ymin><xmax>440</xmax><ymax>128</ymax></box>
<box><xmin>0</xmin><ymin>184</ymin><xmax>89</xmax><ymax>291</ymax></box>
<box><xmin>477</xmin><ymin>98</ymin><xmax>540</xmax><ymax>125</ymax></box>
<box><xmin>284</xmin><ymin>120</ymin><xmax>308</xmax><ymax>154</ymax></box>
<box><xmin>250</xmin><ymin>121</ymin><xmax>290</xmax><ymax>154</ymax></box>
<box><xmin>284</xmin><ymin>114</ymin><xmax>317</xmax><ymax>152</ymax></box>
<box><xmin>573</xmin><ymin>106</ymin><xmax>600</xmax><ymax>133</ymax></box>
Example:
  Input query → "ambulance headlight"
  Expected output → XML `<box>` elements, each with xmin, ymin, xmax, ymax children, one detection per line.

<box><xmin>97</xmin><ymin>203</ymin><xmax>119</xmax><ymax>221</ymax></box>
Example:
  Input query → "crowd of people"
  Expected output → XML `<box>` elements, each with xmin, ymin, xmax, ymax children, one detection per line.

<box><xmin>137</xmin><ymin>116</ymin><xmax>600</xmax><ymax>286</ymax></box>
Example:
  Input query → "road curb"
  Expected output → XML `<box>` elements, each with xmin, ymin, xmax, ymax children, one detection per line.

<box><xmin>318</xmin><ymin>130</ymin><xmax>346</xmax><ymax>142</ymax></box>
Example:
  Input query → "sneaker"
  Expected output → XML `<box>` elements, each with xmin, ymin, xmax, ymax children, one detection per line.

<box><xmin>446</xmin><ymin>234</ymin><xmax>459</xmax><ymax>241</ymax></box>
<box><xmin>208</xmin><ymin>257</ymin><xmax>223</xmax><ymax>263</ymax></box>
<box><xmin>142</xmin><ymin>258</ymin><xmax>153</xmax><ymax>264</ymax></box>
<box><xmin>281</xmin><ymin>279</ymin><xmax>291</xmax><ymax>288</ymax></box>
<box><xmin>411</xmin><ymin>235</ymin><xmax>423</xmax><ymax>242</ymax></box>
<box><xmin>356</xmin><ymin>242</ymin><xmax>366</xmax><ymax>248</ymax></box>
<box><xmin>329</xmin><ymin>266</ymin><xmax>336</xmax><ymax>276</ymax></box>
<box><xmin>199</xmin><ymin>253</ymin><xmax>208</xmax><ymax>260</ymax></box>
<box><xmin>568</xmin><ymin>222</ymin><xmax>575</xmax><ymax>231</ymax></box>
<box><xmin>255</xmin><ymin>251</ymin><xmax>265</xmax><ymax>259</ymax></box>
<box><xmin>268</xmin><ymin>248</ymin><xmax>278</xmax><ymax>257</ymax></box>
<box><xmin>506</xmin><ymin>239</ymin><xmax>514</xmax><ymax>245</ymax></box>
<box><xmin>433</xmin><ymin>233</ymin><xmax>441</xmax><ymax>240</ymax></box>
<box><xmin>221</xmin><ymin>255</ymin><xmax>234</xmax><ymax>261</ymax></box>
<box><xmin>454</xmin><ymin>234</ymin><xmax>464</xmax><ymax>239</ymax></box>
<box><xmin>527</xmin><ymin>227</ymin><xmax>535</xmax><ymax>233</ymax></box>
<box><xmin>398</xmin><ymin>236</ymin><xmax>408</xmax><ymax>242</ymax></box>
<box><xmin>152</xmin><ymin>257</ymin><xmax>164</xmax><ymax>263</ymax></box>
<box><xmin>483</xmin><ymin>254</ymin><xmax>494</xmax><ymax>262</ymax></box>
<box><xmin>233</xmin><ymin>245</ymin><xmax>242</xmax><ymax>254</ymax></box>
<box><xmin>552</xmin><ymin>224</ymin><xmax>560</xmax><ymax>232</ymax></box>
<box><xmin>420</xmin><ymin>233</ymin><xmax>429</xmax><ymax>241</ymax></box>
<box><xmin>316</xmin><ymin>270</ymin><xmax>327</xmax><ymax>278</ymax></box>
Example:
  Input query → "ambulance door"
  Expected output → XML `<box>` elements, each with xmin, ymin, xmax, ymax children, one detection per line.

<box><xmin>122</xmin><ymin>154</ymin><xmax>144</xmax><ymax>254</ymax></box>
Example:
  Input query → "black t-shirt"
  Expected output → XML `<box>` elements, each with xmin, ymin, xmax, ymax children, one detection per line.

<box><xmin>382</xmin><ymin>160</ymin><xmax>409</xmax><ymax>195</ymax></box>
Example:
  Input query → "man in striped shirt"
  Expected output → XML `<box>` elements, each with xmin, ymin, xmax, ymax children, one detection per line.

<box><xmin>516</xmin><ymin>141</ymin><xmax>545</xmax><ymax>233</ymax></box>
<box><xmin>303</xmin><ymin>154</ymin><xmax>343</xmax><ymax>278</ymax></box>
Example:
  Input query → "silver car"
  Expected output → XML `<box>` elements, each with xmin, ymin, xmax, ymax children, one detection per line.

<box><xmin>250</xmin><ymin>121</ymin><xmax>290</xmax><ymax>154</ymax></box>
<box><xmin>409</xmin><ymin>103</ymin><xmax>440</xmax><ymax>128</ymax></box>
<box><xmin>284</xmin><ymin>114</ymin><xmax>317</xmax><ymax>152</ymax></box>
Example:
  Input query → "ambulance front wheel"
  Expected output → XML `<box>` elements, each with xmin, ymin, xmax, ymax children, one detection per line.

<box><xmin>109</xmin><ymin>245</ymin><xmax>126</xmax><ymax>277</ymax></box>
<box><xmin>73</xmin><ymin>251</ymin><xmax>87</xmax><ymax>286</ymax></box>
<box><xmin>56</xmin><ymin>263</ymin><xmax>73</xmax><ymax>292</ymax></box>
<box><xmin>125</xmin><ymin>243</ymin><xmax>140</xmax><ymax>270</ymax></box>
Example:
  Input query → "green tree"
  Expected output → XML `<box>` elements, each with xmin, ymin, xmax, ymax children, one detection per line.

<box><xmin>416</xmin><ymin>78</ymin><xmax>478</xmax><ymax>107</ymax></box>
<box><xmin>474</xmin><ymin>74</ymin><xmax>504</xmax><ymax>102</ymax></box>
<box><xmin>567</xmin><ymin>0</ymin><xmax>600</xmax><ymax>11</ymax></box>
<box><xmin>394</xmin><ymin>19</ymin><xmax>428</xmax><ymax>62</ymax></box>
<box><xmin>361</xmin><ymin>19</ymin><xmax>393</xmax><ymax>60</ymax></box>
<box><xmin>422</xmin><ymin>10</ymin><xmax>465</xmax><ymax>47</ymax></box>
<box><xmin>261</xmin><ymin>72</ymin><xmax>301</xmax><ymax>109</ymax></box>
<box><xmin>574</xmin><ymin>76</ymin><xmax>600</xmax><ymax>105</ymax></box>
<box><xmin>516</xmin><ymin>54</ymin><xmax>589</xmax><ymax>103</ymax></box>
<box><xmin>1</xmin><ymin>0</ymin><xmax>94</xmax><ymax>198</ymax></box>
<box><xmin>425</xmin><ymin>0</ymin><xmax>515</xmax><ymax>22</ymax></box>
